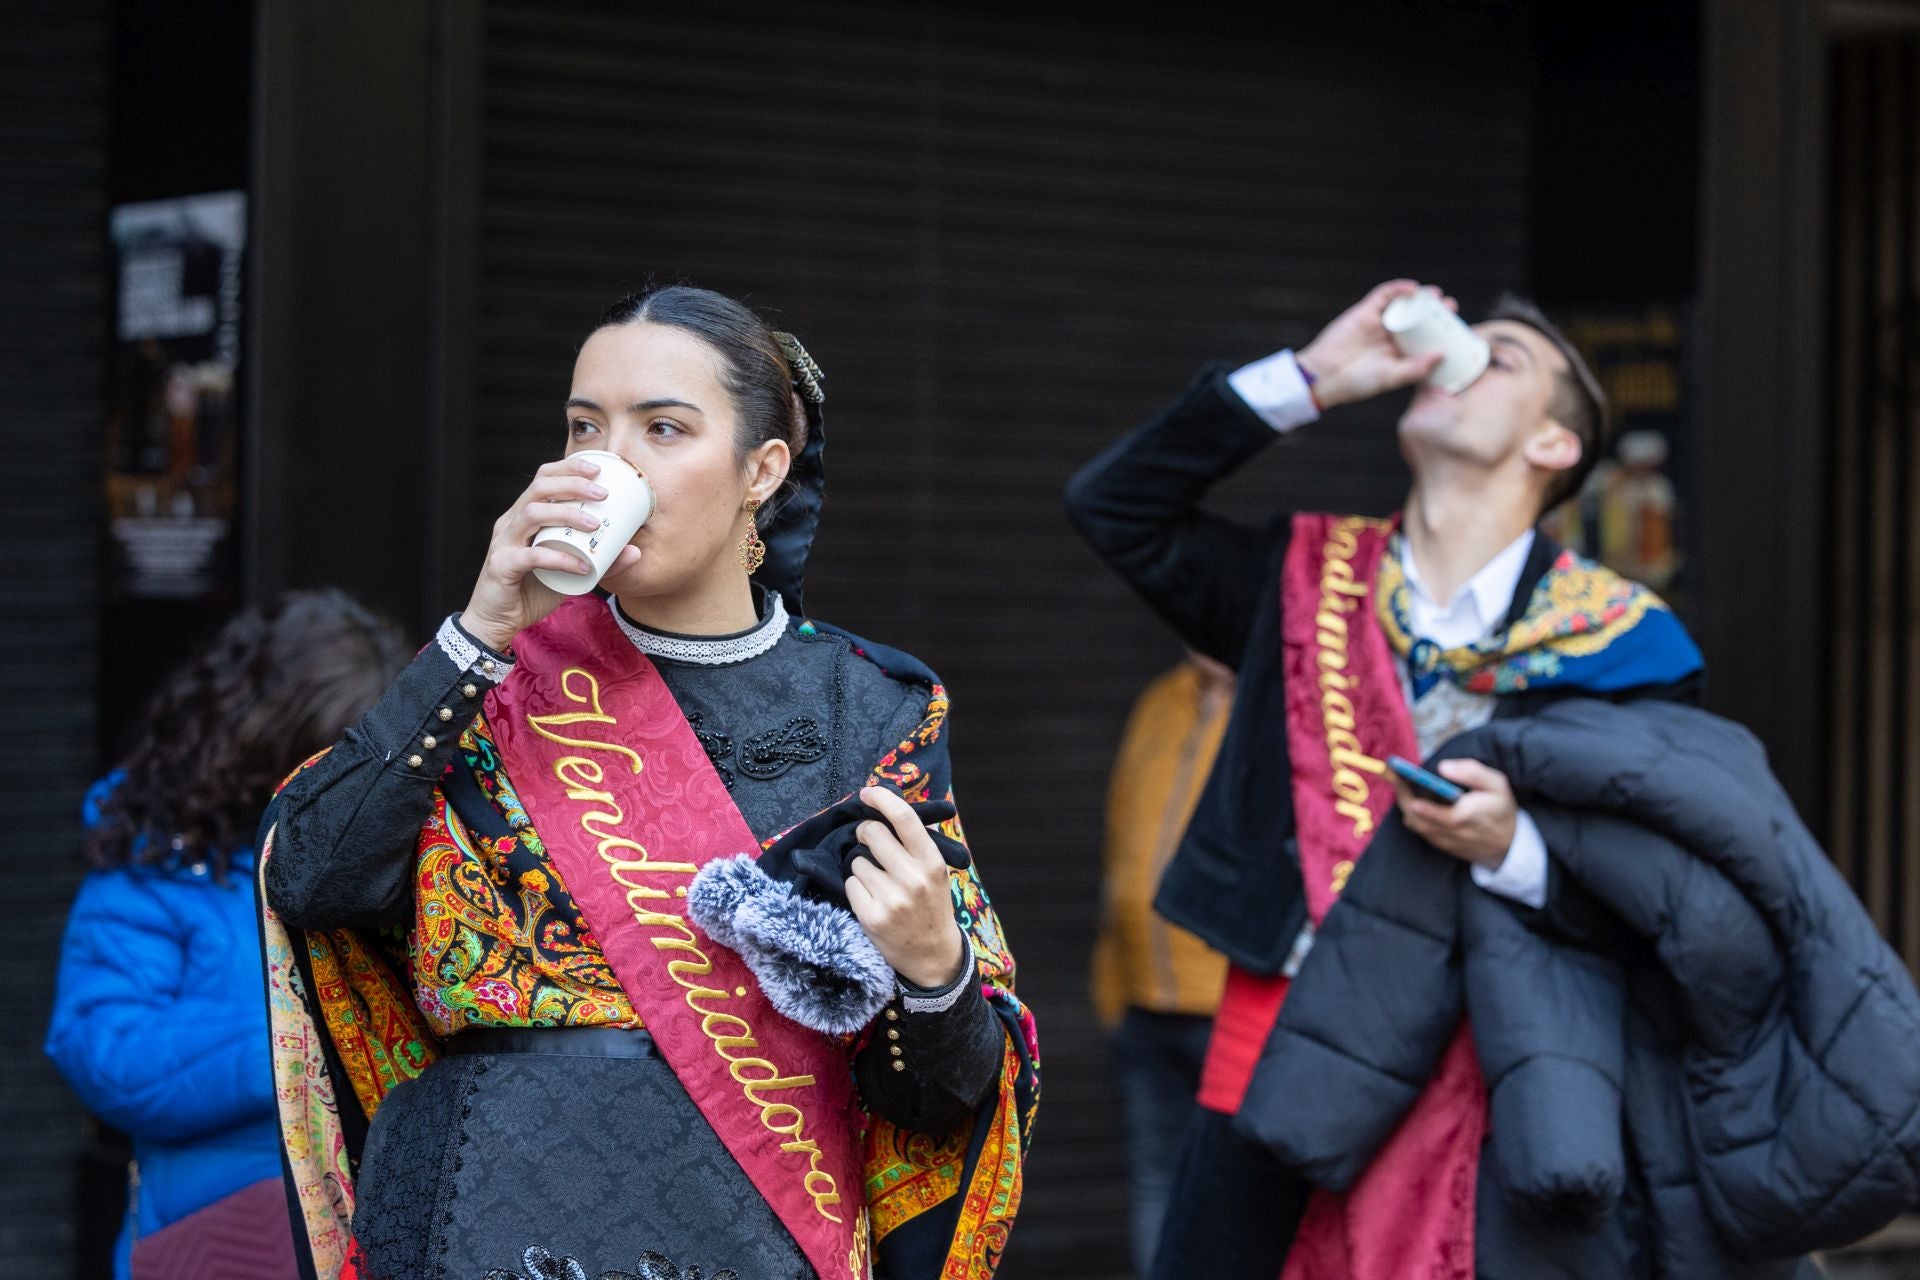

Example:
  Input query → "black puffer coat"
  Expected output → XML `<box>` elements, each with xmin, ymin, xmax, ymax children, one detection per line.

<box><xmin>1234</xmin><ymin>699</ymin><xmax>1920</xmax><ymax>1278</ymax></box>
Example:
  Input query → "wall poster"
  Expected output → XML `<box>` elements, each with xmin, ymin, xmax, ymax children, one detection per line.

<box><xmin>106</xmin><ymin>190</ymin><xmax>245</xmax><ymax>600</ymax></box>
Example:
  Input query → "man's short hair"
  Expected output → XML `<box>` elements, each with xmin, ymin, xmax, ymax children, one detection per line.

<box><xmin>1483</xmin><ymin>295</ymin><xmax>1610</xmax><ymax>515</ymax></box>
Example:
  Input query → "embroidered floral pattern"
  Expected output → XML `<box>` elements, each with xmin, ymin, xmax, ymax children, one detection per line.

<box><xmin>1376</xmin><ymin>536</ymin><xmax>1702</xmax><ymax>697</ymax></box>
<box><xmin>856</xmin><ymin>683</ymin><xmax>1038</xmax><ymax>1278</ymax></box>
<box><xmin>266</xmin><ymin>650</ymin><xmax>1036</xmax><ymax>1280</ymax></box>
<box><xmin>409</xmin><ymin>716</ymin><xmax>638</xmax><ymax>1035</ymax></box>
<box><xmin>260</xmin><ymin>845</ymin><xmax>363</xmax><ymax>1278</ymax></box>
<box><xmin>483</xmin><ymin>1245</ymin><xmax>743</xmax><ymax>1280</ymax></box>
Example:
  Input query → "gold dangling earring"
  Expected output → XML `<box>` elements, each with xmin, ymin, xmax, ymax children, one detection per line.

<box><xmin>738</xmin><ymin>497</ymin><xmax>766</xmax><ymax>573</ymax></box>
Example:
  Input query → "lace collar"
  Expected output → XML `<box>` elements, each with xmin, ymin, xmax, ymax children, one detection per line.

<box><xmin>606</xmin><ymin>589</ymin><xmax>788</xmax><ymax>666</ymax></box>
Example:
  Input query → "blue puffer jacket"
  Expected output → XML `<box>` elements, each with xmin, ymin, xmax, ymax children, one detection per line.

<box><xmin>44</xmin><ymin>778</ymin><xmax>281</xmax><ymax>1280</ymax></box>
<box><xmin>1236</xmin><ymin>701</ymin><xmax>1920</xmax><ymax>1278</ymax></box>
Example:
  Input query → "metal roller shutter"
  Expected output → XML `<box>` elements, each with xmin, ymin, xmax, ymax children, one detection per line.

<box><xmin>1826</xmin><ymin>32</ymin><xmax>1920</xmax><ymax>978</ymax></box>
<box><xmin>0</xmin><ymin>1</ymin><xmax>107</xmax><ymax>1268</ymax></box>
<box><xmin>473</xmin><ymin>4</ymin><xmax>1531</xmax><ymax>1271</ymax></box>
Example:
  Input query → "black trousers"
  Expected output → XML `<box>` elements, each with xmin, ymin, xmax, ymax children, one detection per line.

<box><xmin>1111</xmin><ymin>1009</ymin><xmax>1214</xmax><ymax>1275</ymax></box>
<box><xmin>1149</xmin><ymin>1107</ymin><xmax>1308</xmax><ymax>1280</ymax></box>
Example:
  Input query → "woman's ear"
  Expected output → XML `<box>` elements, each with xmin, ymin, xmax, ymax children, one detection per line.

<box><xmin>745</xmin><ymin>437</ymin><xmax>792</xmax><ymax>505</ymax></box>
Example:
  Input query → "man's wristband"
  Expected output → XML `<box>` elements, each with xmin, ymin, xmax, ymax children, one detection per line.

<box><xmin>1297</xmin><ymin>357</ymin><xmax>1325</xmax><ymax>412</ymax></box>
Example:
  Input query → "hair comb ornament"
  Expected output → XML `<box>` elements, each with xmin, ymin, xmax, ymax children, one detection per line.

<box><xmin>758</xmin><ymin>328</ymin><xmax>827</xmax><ymax>617</ymax></box>
<box><xmin>772</xmin><ymin>331</ymin><xmax>826</xmax><ymax>406</ymax></box>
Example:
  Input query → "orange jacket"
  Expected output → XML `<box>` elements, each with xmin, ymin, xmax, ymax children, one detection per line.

<box><xmin>1091</xmin><ymin>659</ymin><xmax>1232</xmax><ymax>1027</ymax></box>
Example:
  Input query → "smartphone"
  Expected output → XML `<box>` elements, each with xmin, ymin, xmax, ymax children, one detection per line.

<box><xmin>1387</xmin><ymin>755</ymin><xmax>1465</xmax><ymax>805</ymax></box>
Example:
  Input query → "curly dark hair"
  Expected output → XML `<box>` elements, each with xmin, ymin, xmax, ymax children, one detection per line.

<box><xmin>88</xmin><ymin>588</ymin><xmax>408</xmax><ymax>878</ymax></box>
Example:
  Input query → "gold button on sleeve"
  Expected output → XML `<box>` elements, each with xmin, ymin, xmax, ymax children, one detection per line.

<box><xmin>438</xmin><ymin>707</ymin><xmax>453</xmax><ymax>722</ymax></box>
<box><xmin>463</xmin><ymin>683</ymin><xmax>478</xmax><ymax>698</ymax></box>
<box><xmin>422</xmin><ymin>735</ymin><xmax>438</xmax><ymax>750</ymax></box>
<box><xmin>406</xmin><ymin>754</ymin><xmax>424</xmax><ymax>768</ymax></box>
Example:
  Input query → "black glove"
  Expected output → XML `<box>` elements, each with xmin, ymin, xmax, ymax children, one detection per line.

<box><xmin>759</xmin><ymin>790</ymin><xmax>971</xmax><ymax>907</ymax></box>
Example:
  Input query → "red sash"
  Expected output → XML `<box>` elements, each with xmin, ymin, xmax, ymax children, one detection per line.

<box><xmin>486</xmin><ymin>597</ymin><xmax>870</xmax><ymax>1280</ymax></box>
<box><xmin>1198</xmin><ymin>514</ymin><xmax>1484</xmax><ymax>1280</ymax></box>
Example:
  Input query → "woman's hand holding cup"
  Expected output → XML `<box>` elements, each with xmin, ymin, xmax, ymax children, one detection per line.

<box><xmin>460</xmin><ymin>457</ymin><xmax>642</xmax><ymax>654</ymax></box>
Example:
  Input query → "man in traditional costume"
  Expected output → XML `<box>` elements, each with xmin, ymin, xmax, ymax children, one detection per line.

<box><xmin>1067</xmin><ymin>281</ymin><xmax>1920</xmax><ymax>1277</ymax></box>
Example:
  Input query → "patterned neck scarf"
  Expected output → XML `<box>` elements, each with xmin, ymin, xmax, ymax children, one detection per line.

<box><xmin>1375</xmin><ymin>532</ymin><xmax>1703</xmax><ymax>698</ymax></box>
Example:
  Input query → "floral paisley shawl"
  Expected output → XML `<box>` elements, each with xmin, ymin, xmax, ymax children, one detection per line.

<box><xmin>259</xmin><ymin>625</ymin><xmax>1038</xmax><ymax>1280</ymax></box>
<box><xmin>1376</xmin><ymin>532</ymin><xmax>1703</xmax><ymax>698</ymax></box>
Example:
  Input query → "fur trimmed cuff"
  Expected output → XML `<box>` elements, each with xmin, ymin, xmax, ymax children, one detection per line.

<box><xmin>688</xmin><ymin>855</ymin><xmax>895</xmax><ymax>1035</ymax></box>
<box><xmin>685</xmin><ymin>853</ymin><xmax>761</xmax><ymax>950</ymax></box>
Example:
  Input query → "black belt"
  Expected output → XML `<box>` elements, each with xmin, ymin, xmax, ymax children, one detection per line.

<box><xmin>443</xmin><ymin>1026</ymin><xmax>657</xmax><ymax>1060</ymax></box>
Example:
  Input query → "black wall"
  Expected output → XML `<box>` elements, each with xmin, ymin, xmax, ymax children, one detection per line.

<box><xmin>1528</xmin><ymin>1</ymin><xmax>1700</xmax><ymax>305</ymax></box>
<box><xmin>457</xmin><ymin>3</ymin><xmax>1534</xmax><ymax>1272</ymax></box>
<box><xmin>41</xmin><ymin>1</ymin><xmax>1861</xmax><ymax>1273</ymax></box>
<box><xmin>1695</xmin><ymin>0</ymin><xmax>1831</xmax><ymax>817</ymax></box>
<box><xmin>243</xmin><ymin>4</ymin><xmax>1537</xmax><ymax>1274</ymax></box>
<box><xmin>100</xmin><ymin>0</ymin><xmax>252</xmax><ymax>753</ymax></box>
<box><xmin>246</xmin><ymin>0</ymin><xmax>443</xmax><ymax>633</ymax></box>
<box><xmin>13</xmin><ymin>0</ymin><xmax>1845</xmax><ymax>1273</ymax></box>
<box><xmin>1</xmin><ymin>1</ymin><xmax>109</xmax><ymax>1269</ymax></box>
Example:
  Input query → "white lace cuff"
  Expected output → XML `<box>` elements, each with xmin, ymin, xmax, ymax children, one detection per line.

<box><xmin>898</xmin><ymin>959</ymin><xmax>974</xmax><ymax>1014</ymax></box>
<box><xmin>436</xmin><ymin>614</ymin><xmax>515</xmax><ymax>683</ymax></box>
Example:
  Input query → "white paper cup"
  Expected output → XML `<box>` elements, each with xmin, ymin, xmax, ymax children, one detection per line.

<box><xmin>1382</xmin><ymin>289</ymin><xmax>1491</xmax><ymax>395</ymax></box>
<box><xmin>530</xmin><ymin>450</ymin><xmax>655</xmax><ymax>595</ymax></box>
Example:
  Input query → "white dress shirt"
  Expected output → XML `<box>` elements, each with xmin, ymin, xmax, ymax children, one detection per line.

<box><xmin>1228</xmin><ymin>349</ymin><xmax>1550</xmax><ymax>910</ymax></box>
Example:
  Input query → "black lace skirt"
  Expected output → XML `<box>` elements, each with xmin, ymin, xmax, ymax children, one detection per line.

<box><xmin>350</xmin><ymin>1028</ymin><xmax>815</xmax><ymax>1280</ymax></box>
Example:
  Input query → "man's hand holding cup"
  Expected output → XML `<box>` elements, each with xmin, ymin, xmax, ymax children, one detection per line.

<box><xmin>1296</xmin><ymin>279</ymin><xmax>1457</xmax><ymax>410</ymax></box>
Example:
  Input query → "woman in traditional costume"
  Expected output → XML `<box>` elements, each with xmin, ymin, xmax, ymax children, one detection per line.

<box><xmin>260</xmin><ymin>286</ymin><xmax>1038</xmax><ymax>1280</ymax></box>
